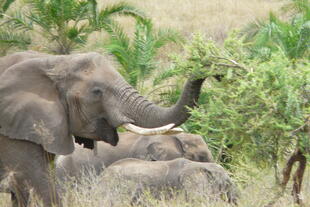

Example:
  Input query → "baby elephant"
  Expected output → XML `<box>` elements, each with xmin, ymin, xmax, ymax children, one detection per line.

<box><xmin>56</xmin><ymin>132</ymin><xmax>213</xmax><ymax>179</ymax></box>
<box><xmin>100</xmin><ymin>158</ymin><xmax>238</xmax><ymax>205</ymax></box>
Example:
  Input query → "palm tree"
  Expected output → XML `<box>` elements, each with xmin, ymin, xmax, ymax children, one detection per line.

<box><xmin>0</xmin><ymin>0</ymin><xmax>31</xmax><ymax>55</ymax></box>
<box><xmin>103</xmin><ymin>19</ymin><xmax>183</xmax><ymax>90</ymax></box>
<box><xmin>0</xmin><ymin>0</ymin><xmax>14</xmax><ymax>16</ymax></box>
<box><xmin>243</xmin><ymin>0</ymin><xmax>310</xmax><ymax>60</ymax></box>
<box><xmin>4</xmin><ymin>0</ymin><xmax>145</xmax><ymax>54</ymax></box>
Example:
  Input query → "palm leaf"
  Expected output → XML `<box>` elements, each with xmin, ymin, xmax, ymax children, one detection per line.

<box><xmin>0</xmin><ymin>27</ymin><xmax>31</xmax><ymax>55</ymax></box>
<box><xmin>5</xmin><ymin>11</ymin><xmax>33</xmax><ymax>31</ymax></box>
<box><xmin>96</xmin><ymin>2</ymin><xmax>145</xmax><ymax>29</ymax></box>
<box><xmin>154</xmin><ymin>28</ymin><xmax>184</xmax><ymax>49</ymax></box>
<box><xmin>0</xmin><ymin>29</ymin><xmax>30</xmax><ymax>45</ymax></box>
<box><xmin>103</xmin><ymin>20</ymin><xmax>132</xmax><ymax>69</ymax></box>
<box><xmin>0</xmin><ymin>0</ymin><xmax>15</xmax><ymax>15</ymax></box>
<box><xmin>244</xmin><ymin>10</ymin><xmax>309</xmax><ymax>59</ymax></box>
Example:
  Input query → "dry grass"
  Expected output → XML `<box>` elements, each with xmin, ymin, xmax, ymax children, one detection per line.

<box><xmin>97</xmin><ymin>0</ymin><xmax>286</xmax><ymax>42</ymax></box>
<box><xmin>0</xmin><ymin>164</ymin><xmax>309</xmax><ymax>207</ymax></box>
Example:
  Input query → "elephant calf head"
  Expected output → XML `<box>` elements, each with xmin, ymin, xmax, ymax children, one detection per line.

<box><xmin>129</xmin><ymin>133</ymin><xmax>213</xmax><ymax>162</ymax></box>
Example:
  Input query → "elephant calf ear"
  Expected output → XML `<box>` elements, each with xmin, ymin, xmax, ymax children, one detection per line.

<box><xmin>0</xmin><ymin>58</ymin><xmax>74</xmax><ymax>155</ymax></box>
<box><xmin>147</xmin><ymin>143</ymin><xmax>166</xmax><ymax>161</ymax></box>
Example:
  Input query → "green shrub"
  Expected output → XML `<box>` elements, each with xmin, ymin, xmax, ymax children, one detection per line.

<box><xmin>155</xmin><ymin>33</ymin><xmax>309</xmax><ymax>171</ymax></box>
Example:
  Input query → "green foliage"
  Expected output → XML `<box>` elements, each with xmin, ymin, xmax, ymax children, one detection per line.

<box><xmin>0</xmin><ymin>27</ymin><xmax>31</xmax><ymax>55</ymax></box>
<box><xmin>152</xmin><ymin>32</ymin><xmax>248</xmax><ymax>105</ymax></box>
<box><xmin>0</xmin><ymin>0</ymin><xmax>31</xmax><ymax>55</ymax></box>
<box><xmin>155</xmin><ymin>33</ymin><xmax>309</xmax><ymax>169</ymax></box>
<box><xmin>3</xmin><ymin>0</ymin><xmax>145</xmax><ymax>54</ymax></box>
<box><xmin>104</xmin><ymin>18</ymin><xmax>183</xmax><ymax>89</ymax></box>
<box><xmin>89</xmin><ymin>1</ymin><xmax>145</xmax><ymax>30</ymax></box>
<box><xmin>243</xmin><ymin>0</ymin><xmax>310</xmax><ymax>60</ymax></box>
<box><xmin>0</xmin><ymin>0</ymin><xmax>15</xmax><ymax>15</ymax></box>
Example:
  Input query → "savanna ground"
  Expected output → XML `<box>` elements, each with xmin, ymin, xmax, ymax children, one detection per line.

<box><xmin>1</xmin><ymin>0</ymin><xmax>309</xmax><ymax>206</ymax></box>
<box><xmin>0</xmin><ymin>166</ymin><xmax>309</xmax><ymax>207</ymax></box>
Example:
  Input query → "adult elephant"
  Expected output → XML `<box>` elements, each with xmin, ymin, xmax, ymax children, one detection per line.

<box><xmin>56</xmin><ymin>132</ymin><xmax>213</xmax><ymax>180</ymax></box>
<box><xmin>0</xmin><ymin>51</ymin><xmax>206</xmax><ymax>206</ymax></box>
<box><xmin>100</xmin><ymin>158</ymin><xmax>238</xmax><ymax>206</ymax></box>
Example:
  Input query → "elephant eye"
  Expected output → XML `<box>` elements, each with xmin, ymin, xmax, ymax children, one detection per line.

<box><xmin>91</xmin><ymin>87</ymin><xmax>103</xmax><ymax>96</ymax></box>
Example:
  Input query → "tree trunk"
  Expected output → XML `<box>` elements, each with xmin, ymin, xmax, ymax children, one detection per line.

<box><xmin>281</xmin><ymin>149</ymin><xmax>306</xmax><ymax>206</ymax></box>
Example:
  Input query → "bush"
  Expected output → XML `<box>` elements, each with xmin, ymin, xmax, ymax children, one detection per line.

<box><xmin>154</xmin><ymin>33</ymin><xmax>309</xmax><ymax>172</ymax></box>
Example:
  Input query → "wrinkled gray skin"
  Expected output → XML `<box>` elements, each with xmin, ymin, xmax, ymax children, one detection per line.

<box><xmin>56</xmin><ymin>132</ymin><xmax>213</xmax><ymax>180</ymax></box>
<box><xmin>0</xmin><ymin>51</ymin><xmax>206</xmax><ymax>207</ymax></box>
<box><xmin>100</xmin><ymin>158</ymin><xmax>238</xmax><ymax>206</ymax></box>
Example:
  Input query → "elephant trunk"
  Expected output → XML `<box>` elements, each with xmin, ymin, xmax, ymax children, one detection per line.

<box><xmin>118</xmin><ymin>77</ymin><xmax>205</xmax><ymax>128</ymax></box>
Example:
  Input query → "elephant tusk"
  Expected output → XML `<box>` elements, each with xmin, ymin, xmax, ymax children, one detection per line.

<box><xmin>162</xmin><ymin>127</ymin><xmax>184</xmax><ymax>135</ymax></box>
<box><xmin>122</xmin><ymin>123</ymin><xmax>183</xmax><ymax>135</ymax></box>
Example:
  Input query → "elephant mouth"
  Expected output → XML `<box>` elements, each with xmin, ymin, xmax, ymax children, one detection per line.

<box><xmin>75</xmin><ymin>118</ymin><xmax>119</xmax><ymax>147</ymax></box>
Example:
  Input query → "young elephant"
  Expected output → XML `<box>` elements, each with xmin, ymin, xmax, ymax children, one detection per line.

<box><xmin>99</xmin><ymin>158</ymin><xmax>238</xmax><ymax>206</ymax></box>
<box><xmin>56</xmin><ymin>132</ymin><xmax>213</xmax><ymax>180</ymax></box>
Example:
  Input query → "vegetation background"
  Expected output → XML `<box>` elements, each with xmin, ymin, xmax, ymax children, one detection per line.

<box><xmin>0</xmin><ymin>0</ymin><xmax>309</xmax><ymax>206</ymax></box>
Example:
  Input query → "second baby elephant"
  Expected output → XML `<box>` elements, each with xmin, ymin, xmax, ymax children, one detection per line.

<box><xmin>56</xmin><ymin>132</ymin><xmax>213</xmax><ymax>180</ymax></box>
<box><xmin>99</xmin><ymin>158</ymin><xmax>238</xmax><ymax>206</ymax></box>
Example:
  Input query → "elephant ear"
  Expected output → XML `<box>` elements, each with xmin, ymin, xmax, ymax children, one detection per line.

<box><xmin>172</xmin><ymin>136</ymin><xmax>186</xmax><ymax>155</ymax></box>
<box><xmin>147</xmin><ymin>142</ymin><xmax>167</xmax><ymax>161</ymax></box>
<box><xmin>0</xmin><ymin>57</ymin><xmax>74</xmax><ymax>155</ymax></box>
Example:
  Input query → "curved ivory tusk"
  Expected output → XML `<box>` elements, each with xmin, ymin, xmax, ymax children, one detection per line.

<box><xmin>162</xmin><ymin>127</ymin><xmax>184</xmax><ymax>135</ymax></box>
<box><xmin>122</xmin><ymin>123</ymin><xmax>183</xmax><ymax>135</ymax></box>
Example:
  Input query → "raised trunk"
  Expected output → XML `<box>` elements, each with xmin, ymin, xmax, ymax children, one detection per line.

<box><xmin>119</xmin><ymin>77</ymin><xmax>205</xmax><ymax>128</ymax></box>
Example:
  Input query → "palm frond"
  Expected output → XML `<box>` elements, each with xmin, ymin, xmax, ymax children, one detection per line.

<box><xmin>0</xmin><ymin>27</ymin><xmax>31</xmax><ymax>55</ymax></box>
<box><xmin>0</xmin><ymin>29</ymin><xmax>30</xmax><ymax>45</ymax></box>
<box><xmin>4</xmin><ymin>11</ymin><xmax>33</xmax><ymax>31</ymax></box>
<box><xmin>154</xmin><ymin>28</ymin><xmax>184</xmax><ymax>49</ymax></box>
<box><xmin>103</xmin><ymin>20</ymin><xmax>131</xmax><ymax>65</ymax></box>
<box><xmin>295</xmin><ymin>21</ymin><xmax>310</xmax><ymax>58</ymax></box>
<box><xmin>241</xmin><ymin>19</ymin><xmax>265</xmax><ymax>43</ymax></box>
<box><xmin>97</xmin><ymin>2</ymin><xmax>146</xmax><ymax>27</ymax></box>
<box><xmin>0</xmin><ymin>0</ymin><xmax>15</xmax><ymax>15</ymax></box>
<box><xmin>153</xmin><ymin>66</ymin><xmax>180</xmax><ymax>86</ymax></box>
<box><xmin>244</xmin><ymin>10</ymin><xmax>309</xmax><ymax>59</ymax></box>
<box><xmin>104</xmin><ymin>17</ymin><xmax>182</xmax><ymax>88</ymax></box>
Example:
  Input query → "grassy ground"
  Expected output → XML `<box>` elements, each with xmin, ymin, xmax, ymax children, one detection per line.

<box><xmin>94</xmin><ymin>0</ymin><xmax>285</xmax><ymax>40</ymax></box>
<box><xmin>0</xmin><ymin>164</ymin><xmax>309</xmax><ymax>207</ymax></box>
<box><xmin>83</xmin><ymin>0</ymin><xmax>287</xmax><ymax>53</ymax></box>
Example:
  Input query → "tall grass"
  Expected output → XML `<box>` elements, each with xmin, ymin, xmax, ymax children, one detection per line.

<box><xmin>0</xmin><ymin>164</ymin><xmax>309</xmax><ymax>207</ymax></box>
<box><xmin>96</xmin><ymin>0</ymin><xmax>286</xmax><ymax>42</ymax></box>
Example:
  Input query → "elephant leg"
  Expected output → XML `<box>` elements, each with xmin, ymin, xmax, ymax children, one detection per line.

<box><xmin>0</xmin><ymin>136</ymin><xmax>61</xmax><ymax>207</ymax></box>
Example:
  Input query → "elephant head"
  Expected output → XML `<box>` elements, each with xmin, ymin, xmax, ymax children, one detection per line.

<box><xmin>178</xmin><ymin>162</ymin><xmax>239</xmax><ymax>204</ymax></box>
<box><xmin>176</xmin><ymin>133</ymin><xmax>214</xmax><ymax>162</ymax></box>
<box><xmin>129</xmin><ymin>133</ymin><xmax>213</xmax><ymax>162</ymax></box>
<box><xmin>0</xmin><ymin>52</ymin><xmax>205</xmax><ymax>155</ymax></box>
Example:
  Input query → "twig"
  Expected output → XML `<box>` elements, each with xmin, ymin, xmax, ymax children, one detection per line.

<box><xmin>291</xmin><ymin>115</ymin><xmax>310</xmax><ymax>136</ymax></box>
<box><xmin>210</xmin><ymin>55</ymin><xmax>247</xmax><ymax>70</ymax></box>
<box><xmin>215</xmin><ymin>63</ymin><xmax>244</xmax><ymax>69</ymax></box>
